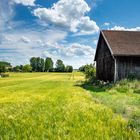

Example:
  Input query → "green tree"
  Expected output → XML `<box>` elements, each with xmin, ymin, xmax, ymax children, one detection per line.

<box><xmin>0</xmin><ymin>61</ymin><xmax>11</xmax><ymax>67</ymax></box>
<box><xmin>0</xmin><ymin>61</ymin><xmax>12</xmax><ymax>72</ymax></box>
<box><xmin>84</xmin><ymin>64</ymin><xmax>96</xmax><ymax>83</ymax></box>
<box><xmin>45</xmin><ymin>57</ymin><xmax>53</xmax><ymax>72</ymax></box>
<box><xmin>30</xmin><ymin>57</ymin><xmax>37</xmax><ymax>72</ymax></box>
<box><xmin>19</xmin><ymin>65</ymin><xmax>23</xmax><ymax>71</ymax></box>
<box><xmin>13</xmin><ymin>66</ymin><xmax>21</xmax><ymax>72</ymax></box>
<box><xmin>40</xmin><ymin>58</ymin><xmax>45</xmax><ymax>72</ymax></box>
<box><xmin>23</xmin><ymin>64</ymin><xmax>32</xmax><ymax>72</ymax></box>
<box><xmin>79</xmin><ymin>65</ymin><xmax>86</xmax><ymax>72</ymax></box>
<box><xmin>65</xmin><ymin>65</ymin><xmax>73</xmax><ymax>72</ymax></box>
<box><xmin>36</xmin><ymin>57</ymin><xmax>44</xmax><ymax>72</ymax></box>
<box><xmin>30</xmin><ymin>57</ymin><xmax>44</xmax><ymax>72</ymax></box>
<box><xmin>55</xmin><ymin>59</ymin><xmax>65</xmax><ymax>72</ymax></box>
<box><xmin>0</xmin><ymin>64</ymin><xmax>6</xmax><ymax>73</ymax></box>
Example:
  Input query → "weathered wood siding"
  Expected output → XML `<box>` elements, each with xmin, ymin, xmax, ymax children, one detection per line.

<box><xmin>115</xmin><ymin>56</ymin><xmax>140</xmax><ymax>80</ymax></box>
<box><xmin>96</xmin><ymin>34</ymin><xmax>115</xmax><ymax>82</ymax></box>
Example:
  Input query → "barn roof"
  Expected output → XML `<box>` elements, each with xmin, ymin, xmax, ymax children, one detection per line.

<box><xmin>102</xmin><ymin>30</ymin><xmax>140</xmax><ymax>56</ymax></box>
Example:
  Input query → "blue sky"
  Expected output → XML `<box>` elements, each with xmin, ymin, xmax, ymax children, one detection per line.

<box><xmin>0</xmin><ymin>0</ymin><xmax>140</xmax><ymax>68</ymax></box>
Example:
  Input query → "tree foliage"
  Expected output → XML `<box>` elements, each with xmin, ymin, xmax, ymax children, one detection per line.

<box><xmin>0</xmin><ymin>61</ymin><xmax>11</xmax><ymax>73</ymax></box>
<box><xmin>65</xmin><ymin>65</ymin><xmax>73</xmax><ymax>72</ymax></box>
<box><xmin>55</xmin><ymin>60</ymin><xmax>65</xmax><ymax>72</ymax></box>
<box><xmin>30</xmin><ymin>57</ymin><xmax>37</xmax><ymax>72</ymax></box>
<box><xmin>13</xmin><ymin>66</ymin><xmax>22</xmax><ymax>72</ymax></box>
<box><xmin>79</xmin><ymin>65</ymin><xmax>86</xmax><ymax>72</ymax></box>
<box><xmin>0</xmin><ymin>64</ymin><xmax>6</xmax><ymax>73</ymax></box>
<box><xmin>23</xmin><ymin>65</ymin><xmax>32</xmax><ymax>72</ymax></box>
<box><xmin>30</xmin><ymin>57</ymin><xmax>44</xmax><ymax>72</ymax></box>
<box><xmin>0</xmin><ymin>61</ymin><xmax>11</xmax><ymax>67</ymax></box>
<box><xmin>45</xmin><ymin>57</ymin><xmax>53</xmax><ymax>72</ymax></box>
<box><xmin>0</xmin><ymin>57</ymin><xmax>73</xmax><ymax>73</ymax></box>
<box><xmin>80</xmin><ymin>64</ymin><xmax>96</xmax><ymax>83</ymax></box>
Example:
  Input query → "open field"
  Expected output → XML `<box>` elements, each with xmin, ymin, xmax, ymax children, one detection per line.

<box><xmin>0</xmin><ymin>72</ymin><xmax>140</xmax><ymax>139</ymax></box>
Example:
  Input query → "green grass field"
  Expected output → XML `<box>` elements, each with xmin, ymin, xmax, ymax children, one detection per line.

<box><xmin>0</xmin><ymin>72</ymin><xmax>140</xmax><ymax>139</ymax></box>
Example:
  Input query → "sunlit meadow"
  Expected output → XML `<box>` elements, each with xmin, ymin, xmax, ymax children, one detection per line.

<box><xmin>0</xmin><ymin>72</ymin><xmax>139</xmax><ymax>139</ymax></box>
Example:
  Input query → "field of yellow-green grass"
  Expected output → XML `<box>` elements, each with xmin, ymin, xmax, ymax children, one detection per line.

<box><xmin>0</xmin><ymin>72</ymin><xmax>139</xmax><ymax>139</ymax></box>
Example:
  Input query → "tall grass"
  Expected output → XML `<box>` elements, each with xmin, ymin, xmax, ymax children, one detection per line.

<box><xmin>0</xmin><ymin>73</ymin><xmax>139</xmax><ymax>139</ymax></box>
<box><xmin>86</xmin><ymin>79</ymin><xmax>140</xmax><ymax>134</ymax></box>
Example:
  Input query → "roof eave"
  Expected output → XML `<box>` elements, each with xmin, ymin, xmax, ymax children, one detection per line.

<box><xmin>94</xmin><ymin>30</ymin><xmax>115</xmax><ymax>61</ymax></box>
<box><xmin>114</xmin><ymin>54</ymin><xmax>140</xmax><ymax>57</ymax></box>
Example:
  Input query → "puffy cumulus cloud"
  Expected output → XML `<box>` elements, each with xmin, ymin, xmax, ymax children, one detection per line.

<box><xmin>43</xmin><ymin>43</ymin><xmax>95</xmax><ymax>68</ymax></box>
<box><xmin>66</xmin><ymin>43</ymin><xmax>95</xmax><ymax>57</ymax></box>
<box><xmin>12</xmin><ymin>0</ymin><xmax>36</xmax><ymax>6</ymax></box>
<box><xmin>0</xmin><ymin>28</ymin><xmax>96</xmax><ymax>68</ymax></box>
<box><xmin>111</xmin><ymin>26</ymin><xmax>140</xmax><ymax>31</ymax></box>
<box><xmin>33</xmin><ymin>0</ymin><xmax>99</xmax><ymax>35</ymax></box>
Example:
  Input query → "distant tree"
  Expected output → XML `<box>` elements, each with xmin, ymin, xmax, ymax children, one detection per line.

<box><xmin>8</xmin><ymin>67</ymin><xmax>13</xmax><ymax>72</ymax></box>
<box><xmin>30</xmin><ymin>57</ymin><xmax>44</xmax><ymax>72</ymax></box>
<box><xmin>0</xmin><ymin>61</ymin><xmax>12</xmax><ymax>72</ymax></box>
<box><xmin>0</xmin><ymin>64</ymin><xmax>6</xmax><ymax>73</ymax></box>
<box><xmin>40</xmin><ymin>58</ymin><xmax>45</xmax><ymax>72</ymax></box>
<box><xmin>0</xmin><ymin>61</ymin><xmax>11</xmax><ymax>67</ymax></box>
<box><xmin>79</xmin><ymin>65</ymin><xmax>86</xmax><ymax>72</ymax></box>
<box><xmin>19</xmin><ymin>65</ymin><xmax>23</xmax><ymax>71</ymax></box>
<box><xmin>13</xmin><ymin>65</ymin><xmax>21</xmax><ymax>72</ymax></box>
<box><xmin>23</xmin><ymin>64</ymin><xmax>32</xmax><ymax>72</ymax></box>
<box><xmin>65</xmin><ymin>65</ymin><xmax>73</xmax><ymax>72</ymax></box>
<box><xmin>55</xmin><ymin>59</ymin><xmax>65</xmax><ymax>72</ymax></box>
<box><xmin>45</xmin><ymin>57</ymin><xmax>53</xmax><ymax>72</ymax></box>
<box><xmin>30</xmin><ymin>57</ymin><xmax>37</xmax><ymax>72</ymax></box>
<box><xmin>36</xmin><ymin>57</ymin><xmax>44</xmax><ymax>72</ymax></box>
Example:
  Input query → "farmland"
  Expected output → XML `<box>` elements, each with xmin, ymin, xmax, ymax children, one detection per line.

<box><xmin>0</xmin><ymin>72</ymin><xmax>139</xmax><ymax>139</ymax></box>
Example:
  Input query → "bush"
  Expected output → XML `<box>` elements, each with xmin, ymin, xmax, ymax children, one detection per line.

<box><xmin>0</xmin><ymin>73</ymin><xmax>9</xmax><ymax>78</ymax></box>
<box><xmin>79</xmin><ymin>65</ymin><xmax>86</xmax><ymax>72</ymax></box>
<box><xmin>84</xmin><ymin>64</ymin><xmax>96</xmax><ymax>83</ymax></box>
<box><xmin>22</xmin><ymin>64</ymin><xmax>32</xmax><ymax>72</ymax></box>
<box><xmin>127</xmin><ymin>73</ymin><xmax>138</xmax><ymax>81</ymax></box>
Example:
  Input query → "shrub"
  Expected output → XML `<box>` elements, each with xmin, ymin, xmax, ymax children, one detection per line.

<box><xmin>127</xmin><ymin>73</ymin><xmax>138</xmax><ymax>81</ymax></box>
<box><xmin>0</xmin><ymin>73</ymin><xmax>9</xmax><ymax>77</ymax></box>
<box><xmin>22</xmin><ymin>64</ymin><xmax>32</xmax><ymax>72</ymax></box>
<box><xmin>84</xmin><ymin>64</ymin><xmax>96</xmax><ymax>83</ymax></box>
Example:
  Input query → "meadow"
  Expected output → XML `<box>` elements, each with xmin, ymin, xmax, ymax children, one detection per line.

<box><xmin>0</xmin><ymin>72</ymin><xmax>140</xmax><ymax>139</ymax></box>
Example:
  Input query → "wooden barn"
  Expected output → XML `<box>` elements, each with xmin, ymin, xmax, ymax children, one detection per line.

<box><xmin>94</xmin><ymin>30</ymin><xmax>140</xmax><ymax>82</ymax></box>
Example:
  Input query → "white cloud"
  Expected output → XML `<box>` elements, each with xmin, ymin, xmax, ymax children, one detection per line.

<box><xmin>0</xmin><ymin>0</ymin><xmax>36</xmax><ymax>31</ymax></box>
<box><xmin>103</xmin><ymin>22</ymin><xmax>110</xmax><ymax>26</ymax></box>
<box><xmin>43</xmin><ymin>42</ymin><xmax>95</xmax><ymax>68</ymax></box>
<box><xmin>0</xmin><ymin>28</ymin><xmax>96</xmax><ymax>68</ymax></box>
<box><xmin>0</xmin><ymin>0</ymin><xmax>13</xmax><ymax>31</ymax></box>
<box><xmin>0</xmin><ymin>0</ymin><xmax>97</xmax><ymax>68</ymax></box>
<box><xmin>111</xmin><ymin>26</ymin><xmax>140</xmax><ymax>31</ymax></box>
<box><xmin>66</xmin><ymin>43</ymin><xmax>95</xmax><ymax>57</ymax></box>
<box><xmin>20</xmin><ymin>36</ymin><xmax>31</xmax><ymax>43</ymax></box>
<box><xmin>12</xmin><ymin>0</ymin><xmax>36</xmax><ymax>6</ymax></box>
<box><xmin>0</xmin><ymin>28</ymin><xmax>68</xmax><ymax>65</ymax></box>
<box><xmin>33</xmin><ymin>0</ymin><xmax>99</xmax><ymax>35</ymax></box>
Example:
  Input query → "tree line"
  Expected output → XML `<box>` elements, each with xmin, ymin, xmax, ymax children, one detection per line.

<box><xmin>0</xmin><ymin>57</ymin><xmax>73</xmax><ymax>73</ymax></box>
<box><xmin>30</xmin><ymin>57</ymin><xmax>73</xmax><ymax>72</ymax></box>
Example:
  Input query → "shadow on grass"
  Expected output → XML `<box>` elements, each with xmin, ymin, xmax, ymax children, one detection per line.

<box><xmin>75</xmin><ymin>81</ymin><xmax>113</xmax><ymax>93</ymax></box>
